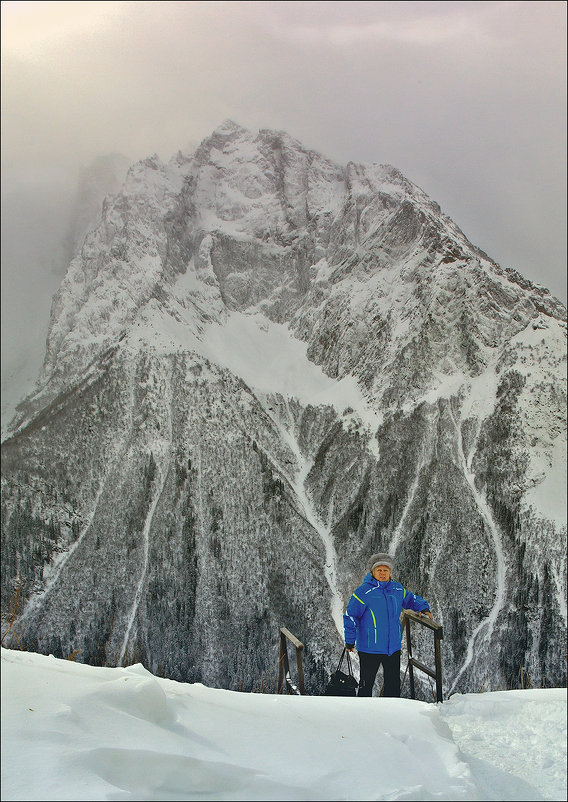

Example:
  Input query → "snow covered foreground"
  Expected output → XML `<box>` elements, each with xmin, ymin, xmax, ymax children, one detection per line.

<box><xmin>1</xmin><ymin>649</ymin><xmax>566</xmax><ymax>802</ymax></box>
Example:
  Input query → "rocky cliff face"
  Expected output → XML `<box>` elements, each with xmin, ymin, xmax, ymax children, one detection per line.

<box><xmin>2</xmin><ymin>121</ymin><xmax>566</xmax><ymax>695</ymax></box>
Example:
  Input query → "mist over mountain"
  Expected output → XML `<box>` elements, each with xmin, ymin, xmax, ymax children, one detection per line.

<box><xmin>61</xmin><ymin>153</ymin><xmax>131</xmax><ymax>274</ymax></box>
<box><xmin>1</xmin><ymin>121</ymin><xmax>566</xmax><ymax>696</ymax></box>
<box><xmin>1</xmin><ymin>153</ymin><xmax>130</xmax><ymax>432</ymax></box>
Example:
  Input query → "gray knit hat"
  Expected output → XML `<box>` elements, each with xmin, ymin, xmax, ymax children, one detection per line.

<box><xmin>369</xmin><ymin>552</ymin><xmax>394</xmax><ymax>574</ymax></box>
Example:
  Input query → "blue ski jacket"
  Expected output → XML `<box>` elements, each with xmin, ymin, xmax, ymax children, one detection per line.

<box><xmin>343</xmin><ymin>573</ymin><xmax>430</xmax><ymax>655</ymax></box>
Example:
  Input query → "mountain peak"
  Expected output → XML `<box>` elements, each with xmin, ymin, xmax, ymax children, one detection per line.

<box><xmin>211</xmin><ymin>119</ymin><xmax>249</xmax><ymax>137</ymax></box>
<box><xmin>24</xmin><ymin>119</ymin><xmax>565</xmax><ymax>406</ymax></box>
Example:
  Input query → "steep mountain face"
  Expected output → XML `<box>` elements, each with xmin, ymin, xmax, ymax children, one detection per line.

<box><xmin>2</xmin><ymin>120</ymin><xmax>566</xmax><ymax>695</ymax></box>
<box><xmin>61</xmin><ymin>153</ymin><xmax>131</xmax><ymax>274</ymax></box>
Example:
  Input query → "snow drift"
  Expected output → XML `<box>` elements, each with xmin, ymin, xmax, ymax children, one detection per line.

<box><xmin>1</xmin><ymin>648</ymin><xmax>566</xmax><ymax>801</ymax></box>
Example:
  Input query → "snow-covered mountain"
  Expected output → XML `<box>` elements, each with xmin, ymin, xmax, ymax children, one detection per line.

<box><xmin>1</xmin><ymin>120</ymin><xmax>566</xmax><ymax>695</ymax></box>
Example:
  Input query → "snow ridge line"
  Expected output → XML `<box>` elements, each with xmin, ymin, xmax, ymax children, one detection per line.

<box><xmin>323</xmin><ymin>484</ymin><xmax>345</xmax><ymax>638</ymax></box>
<box><xmin>12</xmin><ymin>362</ymin><xmax>139</xmax><ymax>630</ymax></box>
<box><xmin>117</xmin><ymin>447</ymin><xmax>171</xmax><ymax>666</ymax></box>
<box><xmin>387</xmin><ymin>442</ymin><xmax>429</xmax><ymax>560</ymax></box>
<box><xmin>118</xmin><ymin>361</ymin><xmax>173</xmax><ymax>666</ymax></box>
<box><xmin>449</xmin><ymin>401</ymin><xmax>507</xmax><ymax>694</ymax></box>
<box><xmin>15</xmin><ymin>483</ymin><xmax>107</xmax><ymax>628</ymax></box>
<box><xmin>551</xmin><ymin>562</ymin><xmax>567</xmax><ymax>626</ymax></box>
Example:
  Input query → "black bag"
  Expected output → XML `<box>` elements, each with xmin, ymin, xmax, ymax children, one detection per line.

<box><xmin>324</xmin><ymin>648</ymin><xmax>358</xmax><ymax>696</ymax></box>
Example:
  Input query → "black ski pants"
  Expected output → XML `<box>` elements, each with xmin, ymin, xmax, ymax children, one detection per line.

<box><xmin>357</xmin><ymin>650</ymin><xmax>401</xmax><ymax>697</ymax></box>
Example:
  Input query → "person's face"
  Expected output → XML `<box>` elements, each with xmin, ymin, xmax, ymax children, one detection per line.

<box><xmin>372</xmin><ymin>565</ymin><xmax>391</xmax><ymax>582</ymax></box>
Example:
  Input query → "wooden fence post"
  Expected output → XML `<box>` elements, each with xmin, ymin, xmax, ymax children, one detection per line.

<box><xmin>278</xmin><ymin>627</ymin><xmax>305</xmax><ymax>695</ymax></box>
<box><xmin>403</xmin><ymin>610</ymin><xmax>444</xmax><ymax>703</ymax></box>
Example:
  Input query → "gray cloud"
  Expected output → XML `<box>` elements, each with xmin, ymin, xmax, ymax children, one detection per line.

<box><xmin>1</xmin><ymin>0</ymin><xmax>566</xmax><ymax>414</ymax></box>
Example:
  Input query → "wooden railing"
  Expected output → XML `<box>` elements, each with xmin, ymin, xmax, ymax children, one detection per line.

<box><xmin>403</xmin><ymin>610</ymin><xmax>444</xmax><ymax>703</ymax></box>
<box><xmin>277</xmin><ymin>627</ymin><xmax>306</xmax><ymax>695</ymax></box>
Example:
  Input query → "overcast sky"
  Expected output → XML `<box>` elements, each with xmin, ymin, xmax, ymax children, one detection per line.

<box><xmin>1</xmin><ymin>0</ymin><xmax>566</xmax><ymax>411</ymax></box>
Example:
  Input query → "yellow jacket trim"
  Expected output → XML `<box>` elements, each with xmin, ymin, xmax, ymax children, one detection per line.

<box><xmin>370</xmin><ymin>609</ymin><xmax>377</xmax><ymax>643</ymax></box>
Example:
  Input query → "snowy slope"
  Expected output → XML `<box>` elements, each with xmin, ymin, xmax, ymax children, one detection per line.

<box><xmin>1</xmin><ymin>648</ymin><xmax>566</xmax><ymax>802</ymax></box>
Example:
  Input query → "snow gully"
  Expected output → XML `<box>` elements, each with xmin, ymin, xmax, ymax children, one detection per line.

<box><xmin>117</xmin><ymin>446</ymin><xmax>171</xmax><ymax>665</ymax></box>
<box><xmin>118</xmin><ymin>364</ymin><xmax>174</xmax><ymax>666</ymax></box>
<box><xmin>448</xmin><ymin>399</ymin><xmax>507</xmax><ymax>694</ymax></box>
<box><xmin>259</xmin><ymin>396</ymin><xmax>345</xmax><ymax>639</ymax></box>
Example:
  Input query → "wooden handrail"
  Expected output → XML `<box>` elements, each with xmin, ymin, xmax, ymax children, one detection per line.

<box><xmin>403</xmin><ymin>610</ymin><xmax>444</xmax><ymax>703</ymax></box>
<box><xmin>277</xmin><ymin>627</ymin><xmax>306</xmax><ymax>695</ymax></box>
<box><xmin>403</xmin><ymin>609</ymin><xmax>443</xmax><ymax>632</ymax></box>
<box><xmin>280</xmin><ymin>626</ymin><xmax>303</xmax><ymax>650</ymax></box>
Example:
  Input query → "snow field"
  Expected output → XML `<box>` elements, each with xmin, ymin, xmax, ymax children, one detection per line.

<box><xmin>2</xmin><ymin>648</ymin><xmax>566</xmax><ymax>801</ymax></box>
